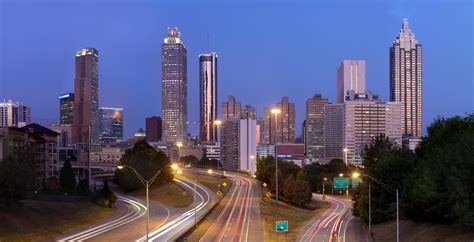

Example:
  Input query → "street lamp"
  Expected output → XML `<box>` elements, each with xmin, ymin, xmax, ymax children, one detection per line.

<box><xmin>117</xmin><ymin>164</ymin><xmax>168</xmax><ymax>242</ymax></box>
<box><xmin>176</xmin><ymin>142</ymin><xmax>183</xmax><ymax>165</ymax></box>
<box><xmin>353</xmin><ymin>172</ymin><xmax>399</xmax><ymax>242</ymax></box>
<box><xmin>343</xmin><ymin>148</ymin><xmax>348</xmax><ymax>165</ymax></box>
<box><xmin>171</xmin><ymin>163</ymin><xmax>179</xmax><ymax>171</ymax></box>
<box><xmin>323</xmin><ymin>177</ymin><xmax>327</xmax><ymax>197</ymax></box>
<box><xmin>207</xmin><ymin>169</ymin><xmax>213</xmax><ymax>175</ymax></box>
<box><xmin>271</xmin><ymin>108</ymin><xmax>281</xmax><ymax>210</ymax></box>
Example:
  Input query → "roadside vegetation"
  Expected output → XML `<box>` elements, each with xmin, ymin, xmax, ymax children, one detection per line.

<box><xmin>114</xmin><ymin>141</ymin><xmax>173</xmax><ymax>192</ymax></box>
<box><xmin>352</xmin><ymin>114</ymin><xmax>474</xmax><ymax>233</ymax></box>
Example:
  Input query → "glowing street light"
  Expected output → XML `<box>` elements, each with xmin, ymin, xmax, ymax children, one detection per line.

<box><xmin>207</xmin><ymin>169</ymin><xmax>213</xmax><ymax>175</ymax></box>
<box><xmin>339</xmin><ymin>173</ymin><xmax>344</xmax><ymax>177</ymax></box>
<box><xmin>177</xmin><ymin>169</ymin><xmax>183</xmax><ymax>175</ymax></box>
<box><xmin>171</xmin><ymin>163</ymin><xmax>179</xmax><ymax>171</ymax></box>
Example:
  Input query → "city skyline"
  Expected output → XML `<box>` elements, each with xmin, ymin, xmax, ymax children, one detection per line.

<box><xmin>1</xmin><ymin>1</ymin><xmax>472</xmax><ymax>137</ymax></box>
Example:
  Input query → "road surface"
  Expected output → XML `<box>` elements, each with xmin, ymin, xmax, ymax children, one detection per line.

<box><xmin>57</xmin><ymin>177</ymin><xmax>216</xmax><ymax>242</ymax></box>
<box><xmin>298</xmin><ymin>194</ymin><xmax>368</xmax><ymax>242</ymax></box>
<box><xmin>198</xmin><ymin>172</ymin><xmax>264</xmax><ymax>242</ymax></box>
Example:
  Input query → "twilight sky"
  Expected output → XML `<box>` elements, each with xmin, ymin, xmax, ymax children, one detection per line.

<box><xmin>1</xmin><ymin>0</ymin><xmax>473</xmax><ymax>137</ymax></box>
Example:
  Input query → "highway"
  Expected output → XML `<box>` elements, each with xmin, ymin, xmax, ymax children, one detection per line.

<box><xmin>298</xmin><ymin>194</ymin><xmax>367</xmax><ymax>242</ymax></box>
<box><xmin>198</xmin><ymin>172</ymin><xmax>264</xmax><ymax>242</ymax></box>
<box><xmin>58</xmin><ymin>195</ymin><xmax>147</xmax><ymax>242</ymax></box>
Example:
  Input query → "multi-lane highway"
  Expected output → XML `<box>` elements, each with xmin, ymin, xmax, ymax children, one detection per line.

<box><xmin>298</xmin><ymin>194</ymin><xmax>367</xmax><ymax>242</ymax></box>
<box><xmin>57</xmin><ymin>177</ymin><xmax>216</xmax><ymax>242</ymax></box>
<box><xmin>58</xmin><ymin>195</ymin><xmax>147</xmax><ymax>242</ymax></box>
<box><xmin>198</xmin><ymin>172</ymin><xmax>264</xmax><ymax>242</ymax></box>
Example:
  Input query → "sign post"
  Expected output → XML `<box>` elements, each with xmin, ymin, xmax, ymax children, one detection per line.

<box><xmin>275</xmin><ymin>221</ymin><xmax>288</xmax><ymax>232</ymax></box>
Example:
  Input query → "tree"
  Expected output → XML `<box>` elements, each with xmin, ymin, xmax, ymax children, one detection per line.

<box><xmin>114</xmin><ymin>141</ymin><xmax>173</xmax><ymax>192</ymax></box>
<box><xmin>282</xmin><ymin>174</ymin><xmax>295</xmax><ymax>200</ymax></box>
<box><xmin>270</xmin><ymin>169</ymin><xmax>284</xmax><ymax>197</ymax></box>
<box><xmin>406</xmin><ymin>114</ymin><xmax>474</xmax><ymax>225</ymax></box>
<box><xmin>304</xmin><ymin>162</ymin><xmax>329</xmax><ymax>193</ymax></box>
<box><xmin>292</xmin><ymin>170</ymin><xmax>312</xmax><ymax>207</ymax></box>
<box><xmin>181</xmin><ymin>155</ymin><xmax>199</xmax><ymax>166</ymax></box>
<box><xmin>59</xmin><ymin>160</ymin><xmax>76</xmax><ymax>192</ymax></box>
<box><xmin>0</xmin><ymin>145</ymin><xmax>36</xmax><ymax>206</ymax></box>
<box><xmin>91</xmin><ymin>179</ymin><xmax>117</xmax><ymax>208</ymax></box>
<box><xmin>198</xmin><ymin>157</ymin><xmax>220</xmax><ymax>168</ymax></box>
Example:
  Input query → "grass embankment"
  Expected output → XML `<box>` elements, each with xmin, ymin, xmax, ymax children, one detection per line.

<box><xmin>260</xmin><ymin>190</ymin><xmax>329</xmax><ymax>241</ymax></box>
<box><xmin>372</xmin><ymin>219</ymin><xmax>474</xmax><ymax>242</ymax></box>
<box><xmin>181</xmin><ymin>173</ymin><xmax>231</xmax><ymax>195</ymax></box>
<box><xmin>0</xmin><ymin>200</ymin><xmax>114</xmax><ymax>241</ymax></box>
<box><xmin>131</xmin><ymin>181</ymin><xmax>194</xmax><ymax>208</ymax></box>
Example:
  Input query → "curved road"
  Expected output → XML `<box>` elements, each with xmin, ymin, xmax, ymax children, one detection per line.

<box><xmin>298</xmin><ymin>194</ymin><xmax>367</xmax><ymax>242</ymax></box>
<box><xmin>199</xmin><ymin>172</ymin><xmax>264</xmax><ymax>242</ymax></box>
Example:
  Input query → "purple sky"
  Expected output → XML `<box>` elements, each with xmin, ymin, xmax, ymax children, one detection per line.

<box><xmin>1</xmin><ymin>0</ymin><xmax>473</xmax><ymax>137</ymax></box>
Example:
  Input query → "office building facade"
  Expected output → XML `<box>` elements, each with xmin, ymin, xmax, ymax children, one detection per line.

<box><xmin>59</xmin><ymin>93</ymin><xmax>74</xmax><ymax>124</ymax></box>
<box><xmin>146</xmin><ymin>116</ymin><xmax>162</xmax><ymax>143</ymax></box>
<box><xmin>221</xmin><ymin>96</ymin><xmax>240</xmax><ymax>122</ymax></box>
<box><xmin>337</xmin><ymin>60</ymin><xmax>366</xmax><ymax>103</ymax></box>
<box><xmin>0</xmin><ymin>99</ymin><xmax>31</xmax><ymax>127</ymax></box>
<box><xmin>162</xmin><ymin>27</ymin><xmax>188</xmax><ymax>144</ymax></box>
<box><xmin>99</xmin><ymin>107</ymin><xmax>123</xmax><ymax>145</ymax></box>
<box><xmin>263</xmin><ymin>96</ymin><xmax>295</xmax><ymax>144</ymax></box>
<box><xmin>390</xmin><ymin>19</ymin><xmax>423</xmax><ymax>138</ymax></box>
<box><xmin>199</xmin><ymin>52</ymin><xmax>218</xmax><ymax>143</ymax></box>
<box><xmin>72</xmin><ymin>48</ymin><xmax>100</xmax><ymax>151</ymax></box>
<box><xmin>305</xmin><ymin>94</ymin><xmax>329</xmax><ymax>162</ymax></box>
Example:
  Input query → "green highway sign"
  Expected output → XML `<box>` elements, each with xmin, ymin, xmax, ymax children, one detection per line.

<box><xmin>352</xmin><ymin>178</ymin><xmax>359</xmax><ymax>188</ymax></box>
<box><xmin>275</xmin><ymin>220</ymin><xmax>288</xmax><ymax>232</ymax></box>
<box><xmin>334</xmin><ymin>177</ymin><xmax>349</xmax><ymax>189</ymax></box>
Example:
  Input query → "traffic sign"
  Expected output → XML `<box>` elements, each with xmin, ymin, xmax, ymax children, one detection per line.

<box><xmin>334</xmin><ymin>177</ymin><xmax>349</xmax><ymax>189</ymax></box>
<box><xmin>351</xmin><ymin>178</ymin><xmax>359</xmax><ymax>188</ymax></box>
<box><xmin>275</xmin><ymin>221</ymin><xmax>288</xmax><ymax>232</ymax></box>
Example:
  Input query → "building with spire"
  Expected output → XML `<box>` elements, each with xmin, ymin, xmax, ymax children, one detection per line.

<box><xmin>162</xmin><ymin>27</ymin><xmax>187</xmax><ymax>145</ymax></box>
<box><xmin>390</xmin><ymin>19</ymin><xmax>423</xmax><ymax>139</ymax></box>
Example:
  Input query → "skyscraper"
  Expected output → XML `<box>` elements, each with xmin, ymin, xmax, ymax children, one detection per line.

<box><xmin>59</xmin><ymin>93</ymin><xmax>74</xmax><ymax>124</ymax></box>
<box><xmin>199</xmin><ymin>52</ymin><xmax>218</xmax><ymax>144</ymax></box>
<box><xmin>241</xmin><ymin>105</ymin><xmax>257</xmax><ymax>120</ymax></box>
<box><xmin>221</xmin><ymin>96</ymin><xmax>240</xmax><ymax>122</ymax></box>
<box><xmin>390</xmin><ymin>19</ymin><xmax>423</xmax><ymax>138</ymax></box>
<box><xmin>305</xmin><ymin>94</ymin><xmax>329</xmax><ymax>162</ymax></box>
<box><xmin>337</xmin><ymin>60</ymin><xmax>366</xmax><ymax>103</ymax></box>
<box><xmin>146</xmin><ymin>116</ymin><xmax>162</xmax><ymax>143</ymax></box>
<box><xmin>162</xmin><ymin>27</ymin><xmax>187</xmax><ymax>144</ymax></box>
<box><xmin>99</xmin><ymin>107</ymin><xmax>123</xmax><ymax>145</ymax></box>
<box><xmin>0</xmin><ymin>99</ymin><xmax>31</xmax><ymax>127</ymax></box>
<box><xmin>72</xmin><ymin>48</ymin><xmax>100</xmax><ymax>151</ymax></box>
<box><xmin>263</xmin><ymin>96</ymin><xmax>295</xmax><ymax>144</ymax></box>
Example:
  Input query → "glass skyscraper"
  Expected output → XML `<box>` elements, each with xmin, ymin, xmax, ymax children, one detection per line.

<box><xmin>162</xmin><ymin>27</ymin><xmax>187</xmax><ymax>145</ymax></box>
<box><xmin>99</xmin><ymin>107</ymin><xmax>123</xmax><ymax>145</ymax></box>
<box><xmin>199</xmin><ymin>52</ymin><xmax>218</xmax><ymax>144</ymax></box>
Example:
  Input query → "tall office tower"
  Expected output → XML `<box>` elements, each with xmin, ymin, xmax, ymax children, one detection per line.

<box><xmin>59</xmin><ymin>93</ymin><xmax>74</xmax><ymax>124</ymax></box>
<box><xmin>324</xmin><ymin>103</ymin><xmax>344</xmax><ymax>162</ymax></box>
<box><xmin>220</xmin><ymin>117</ymin><xmax>257</xmax><ymax>174</ymax></box>
<box><xmin>390</xmin><ymin>19</ymin><xmax>423</xmax><ymax>138</ymax></box>
<box><xmin>221</xmin><ymin>96</ymin><xmax>240</xmax><ymax>122</ymax></box>
<box><xmin>256</xmin><ymin>118</ymin><xmax>264</xmax><ymax>145</ymax></box>
<box><xmin>343</xmin><ymin>91</ymin><xmax>402</xmax><ymax>165</ymax></box>
<box><xmin>241</xmin><ymin>105</ymin><xmax>257</xmax><ymax>119</ymax></box>
<box><xmin>305</xmin><ymin>94</ymin><xmax>329</xmax><ymax>162</ymax></box>
<box><xmin>72</xmin><ymin>48</ymin><xmax>100</xmax><ymax>151</ymax></box>
<box><xmin>162</xmin><ymin>27</ymin><xmax>187</xmax><ymax>144</ymax></box>
<box><xmin>146</xmin><ymin>116</ymin><xmax>162</xmax><ymax>142</ymax></box>
<box><xmin>199</xmin><ymin>52</ymin><xmax>218</xmax><ymax>143</ymax></box>
<box><xmin>0</xmin><ymin>99</ymin><xmax>31</xmax><ymax>127</ymax></box>
<box><xmin>99</xmin><ymin>107</ymin><xmax>123</xmax><ymax>145</ymax></box>
<box><xmin>337</xmin><ymin>60</ymin><xmax>366</xmax><ymax>103</ymax></box>
<box><xmin>263</xmin><ymin>96</ymin><xmax>295</xmax><ymax>144</ymax></box>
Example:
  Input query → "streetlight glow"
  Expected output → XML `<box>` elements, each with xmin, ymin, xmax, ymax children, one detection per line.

<box><xmin>271</xmin><ymin>108</ymin><xmax>281</xmax><ymax>114</ymax></box>
<box><xmin>176</xmin><ymin>142</ymin><xmax>183</xmax><ymax>148</ymax></box>
<box><xmin>208</xmin><ymin>169</ymin><xmax>213</xmax><ymax>174</ymax></box>
<box><xmin>171</xmin><ymin>163</ymin><xmax>179</xmax><ymax>170</ymax></box>
<box><xmin>117</xmin><ymin>165</ymin><xmax>124</xmax><ymax>170</ymax></box>
<box><xmin>177</xmin><ymin>169</ymin><xmax>183</xmax><ymax>175</ymax></box>
<box><xmin>213</xmin><ymin>120</ymin><xmax>222</xmax><ymax>125</ymax></box>
<box><xmin>339</xmin><ymin>173</ymin><xmax>344</xmax><ymax>177</ymax></box>
<box><xmin>343</xmin><ymin>148</ymin><xmax>348</xmax><ymax>152</ymax></box>
<box><xmin>352</xmin><ymin>172</ymin><xmax>360</xmax><ymax>178</ymax></box>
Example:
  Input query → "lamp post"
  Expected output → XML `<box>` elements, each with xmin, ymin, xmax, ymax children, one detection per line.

<box><xmin>176</xmin><ymin>142</ymin><xmax>183</xmax><ymax>166</ymax></box>
<box><xmin>271</xmin><ymin>108</ymin><xmax>281</xmax><ymax>210</ymax></box>
<box><xmin>117</xmin><ymin>164</ymin><xmax>173</xmax><ymax>242</ymax></box>
<box><xmin>353</xmin><ymin>172</ymin><xmax>399</xmax><ymax>242</ymax></box>
<box><xmin>343</xmin><ymin>148</ymin><xmax>348</xmax><ymax>165</ymax></box>
<box><xmin>322</xmin><ymin>177</ymin><xmax>327</xmax><ymax>198</ymax></box>
<box><xmin>213</xmin><ymin>120</ymin><xmax>222</xmax><ymax>172</ymax></box>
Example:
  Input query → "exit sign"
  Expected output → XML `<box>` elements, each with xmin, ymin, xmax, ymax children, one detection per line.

<box><xmin>275</xmin><ymin>221</ymin><xmax>288</xmax><ymax>232</ymax></box>
<box><xmin>334</xmin><ymin>177</ymin><xmax>349</xmax><ymax>189</ymax></box>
